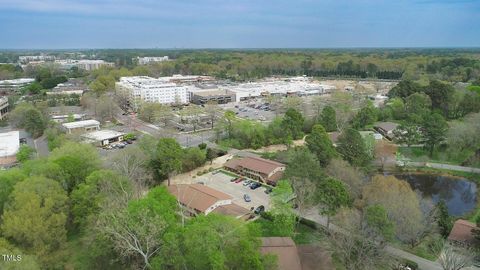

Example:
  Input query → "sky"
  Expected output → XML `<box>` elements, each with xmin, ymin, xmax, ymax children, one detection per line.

<box><xmin>0</xmin><ymin>0</ymin><xmax>479</xmax><ymax>49</ymax></box>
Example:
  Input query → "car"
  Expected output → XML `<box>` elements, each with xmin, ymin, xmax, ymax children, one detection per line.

<box><xmin>126</xmin><ymin>139</ymin><xmax>133</xmax><ymax>144</ymax></box>
<box><xmin>117</xmin><ymin>144</ymin><xmax>125</xmax><ymax>149</ymax></box>
<box><xmin>234</xmin><ymin>177</ymin><xmax>244</xmax><ymax>183</ymax></box>
<box><xmin>197</xmin><ymin>181</ymin><xmax>205</xmax><ymax>185</ymax></box>
<box><xmin>243</xmin><ymin>180</ymin><xmax>252</xmax><ymax>186</ymax></box>
<box><xmin>250</xmin><ymin>182</ymin><xmax>262</xmax><ymax>189</ymax></box>
<box><xmin>212</xmin><ymin>170</ymin><xmax>219</xmax><ymax>175</ymax></box>
<box><xmin>254</xmin><ymin>205</ymin><xmax>265</xmax><ymax>214</ymax></box>
<box><xmin>264</xmin><ymin>187</ymin><xmax>273</xmax><ymax>194</ymax></box>
<box><xmin>243</xmin><ymin>194</ymin><xmax>251</xmax><ymax>202</ymax></box>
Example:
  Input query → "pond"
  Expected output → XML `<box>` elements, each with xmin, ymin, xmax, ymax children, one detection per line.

<box><xmin>394</xmin><ymin>173</ymin><xmax>477</xmax><ymax>216</ymax></box>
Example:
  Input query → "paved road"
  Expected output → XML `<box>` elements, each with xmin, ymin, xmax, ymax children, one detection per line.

<box><xmin>33</xmin><ymin>135</ymin><xmax>49</xmax><ymax>157</ymax></box>
<box><xmin>301</xmin><ymin>209</ymin><xmax>444</xmax><ymax>270</ymax></box>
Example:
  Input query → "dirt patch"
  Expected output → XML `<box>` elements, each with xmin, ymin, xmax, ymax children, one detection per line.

<box><xmin>297</xmin><ymin>245</ymin><xmax>334</xmax><ymax>270</ymax></box>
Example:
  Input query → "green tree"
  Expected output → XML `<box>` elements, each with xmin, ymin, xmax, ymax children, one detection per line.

<box><xmin>0</xmin><ymin>238</ymin><xmax>40</xmax><ymax>270</ymax></box>
<box><xmin>9</xmin><ymin>103</ymin><xmax>46</xmax><ymax>138</ymax></box>
<box><xmin>317</xmin><ymin>177</ymin><xmax>350</xmax><ymax>228</ymax></box>
<box><xmin>436</xmin><ymin>200</ymin><xmax>453</xmax><ymax>239</ymax></box>
<box><xmin>405</xmin><ymin>92</ymin><xmax>432</xmax><ymax>120</ymax></box>
<box><xmin>393</xmin><ymin>123</ymin><xmax>421</xmax><ymax>147</ymax></box>
<box><xmin>49</xmin><ymin>142</ymin><xmax>101</xmax><ymax>192</ymax></box>
<box><xmin>151</xmin><ymin>138</ymin><xmax>183</xmax><ymax>185</ymax></box>
<box><xmin>281</xmin><ymin>108</ymin><xmax>304</xmax><ymax>140</ymax></box>
<box><xmin>352</xmin><ymin>102</ymin><xmax>378</xmax><ymax>129</ymax></box>
<box><xmin>1</xmin><ymin>176</ymin><xmax>68</xmax><ymax>268</ymax></box>
<box><xmin>16</xmin><ymin>144</ymin><xmax>35</xmax><ymax>163</ymax></box>
<box><xmin>387</xmin><ymin>80</ymin><xmax>423</xmax><ymax>99</ymax></box>
<box><xmin>97</xmin><ymin>186</ymin><xmax>177</xmax><ymax>269</ymax></box>
<box><xmin>424</xmin><ymin>80</ymin><xmax>454</xmax><ymax>117</ymax></box>
<box><xmin>364</xmin><ymin>205</ymin><xmax>395</xmax><ymax>241</ymax></box>
<box><xmin>337</xmin><ymin>128</ymin><xmax>371</xmax><ymax>167</ymax></box>
<box><xmin>305</xmin><ymin>124</ymin><xmax>337</xmax><ymax>167</ymax></box>
<box><xmin>71</xmin><ymin>170</ymin><xmax>132</xmax><ymax>228</ymax></box>
<box><xmin>181</xmin><ymin>147</ymin><xmax>207</xmax><ymax>172</ymax></box>
<box><xmin>319</xmin><ymin>105</ymin><xmax>337</xmax><ymax>132</ymax></box>
<box><xmin>422</xmin><ymin>113</ymin><xmax>448</xmax><ymax>156</ymax></box>
<box><xmin>269</xmin><ymin>180</ymin><xmax>296</xmax><ymax>237</ymax></box>
<box><xmin>285</xmin><ymin>147</ymin><xmax>324</xmax><ymax>185</ymax></box>
<box><xmin>206</xmin><ymin>148</ymin><xmax>217</xmax><ymax>164</ymax></box>
<box><xmin>179</xmin><ymin>214</ymin><xmax>266</xmax><ymax>270</ymax></box>
<box><xmin>0</xmin><ymin>169</ymin><xmax>26</xmax><ymax>215</ymax></box>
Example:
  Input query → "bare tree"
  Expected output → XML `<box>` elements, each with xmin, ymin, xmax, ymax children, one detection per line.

<box><xmin>107</xmin><ymin>146</ymin><xmax>150</xmax><ymax>195</ymax></box>
<box><xmin>290</xmin><ymin>176</ymin><xmax>317</xmax><ymax>227</ymax></box>
<box><xmin>438</xmin><ymin>243</ymin><xmax>474</xmax><ymax>270</ymax></box>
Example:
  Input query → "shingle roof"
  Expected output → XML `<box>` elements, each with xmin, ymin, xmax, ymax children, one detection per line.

<box><xmin>261</xmin><ymin>237</ymin><xmax>302</xmax><ymax>270</ymax></box>
<box><xmin>211</xmin><ymin>203</ymin><xmax>250</xmax><ymax>217</ymax></box>
<box><xmin>226</xmin><ymin>156</ymin><xmax>285</xmax><ymax>175</ymax></box>
<box><xmin>374</xmin><ymin>122</ymin><xmax>399</xmax><ymax>132</ymax></box>
<box><xmin>168</xmin><ymin>184</ymin><xmax>232</xmax><ymax>213</ymax></box>
<box><xmin>448</xmin><ymin>219</ymin><xmax>478</xmax><ymax>244</ymax></box>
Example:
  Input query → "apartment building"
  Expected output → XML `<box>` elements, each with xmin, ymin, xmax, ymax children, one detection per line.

<box><xmin>224</xmin><ymin>156</ymin><xmax>286</xmax><ymax>185</ymax></box>
<box><xmin>134</xmin><ymin>56</ymin><xmax>169</xmax><ymax>65</ymax></box>
<box><xmin>116</xmin><ymin>76</ymin><xmax>189</xmax><ymax>109</ymax></box>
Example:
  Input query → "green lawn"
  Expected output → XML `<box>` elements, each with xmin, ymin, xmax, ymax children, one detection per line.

<box><xmin>253</xmin><ymin>218</ymin><xmax>325</xmax><ymax>245</ymax></box>
<box><xmin>398</xmin><ymin>146</ymin><xmax>475</xmax><ymax>166</ymax></box>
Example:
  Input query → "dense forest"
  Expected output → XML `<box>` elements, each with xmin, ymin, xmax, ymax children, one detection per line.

<box><xmin>1</xmin><ymin>48</ymin><xmax>480</xmax><ymax>82</ymax></box>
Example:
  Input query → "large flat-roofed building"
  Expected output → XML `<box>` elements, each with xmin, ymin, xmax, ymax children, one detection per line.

<box><xmin>76</xmin><ymin>60</ymin><xmax>114</xmax><ymax>71</ymax></box>
<box><xmin>0</xmin><ymin>78</ymin><xmax>35</xmax><ymax>93</ymax></box>
<box><xmin>48</xmin><ymin>106</ymin><xmax>87</xmax><ymax>123</ymax></box>
<box><xmin>116</xmin><ymin>76</ymin><xmax>189</xmax><ymax>109</ymax></box>
<box><xmin>224</xmin><ymin>156</ymin><xmax>286</xmax><ymax>185</ymax></box>
<box><xmin>46</xmin><ymin>79</ymin><xmax>86</xmax><ymax>96</ymax></box>
<box><xmin>190</xmin><ymin>89</ymin><xmax>236</xmax><ymax>105</ymax></box>
<box><xmin>81</xmin><ymin>130</ymin><xmax>126</xmax><ymax>146</ymax></box>
<box><xmin>0</xmin><ymin>131</ymin><xmax>20</xmax><ymax>165</ymax></box>
<box><xmin>19</xmin><ymin>55</ymin><xmax>55</xmax><ymax>63</ymax></box>
<box><xmin>134</xmin><ymin>56</ymin><xmax>169</xmax><ymax>65</ymax></box>
<box><xmin>62</xmin><ymin>119</ymin><xmax>100</xmax><ymax>134</ymax></box>
<box><xmin>0</xmin><ymin>97</ymin><xmax>9</xmax><ymax>120</ymax></box>
<box><xmin>168</xmin><ymin>184</ymin><xmax>250</xmax><ymax>218</ymax></box>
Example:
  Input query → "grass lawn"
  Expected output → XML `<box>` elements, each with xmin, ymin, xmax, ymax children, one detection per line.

<box><xmin>392</xmin><ymin>233</ymin><xmax>443</xmax><ymax>261</ymax></box>
<box><xmin>398</xmin><ymin>146</ymin><xmax>476</xmax><ymax>167</ymax></box>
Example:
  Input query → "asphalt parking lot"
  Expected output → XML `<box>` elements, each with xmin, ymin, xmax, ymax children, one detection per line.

<box><xmin>196</xmin><ymin>171</ymin><xmax>271</xmax><ymax>211</ymax></box>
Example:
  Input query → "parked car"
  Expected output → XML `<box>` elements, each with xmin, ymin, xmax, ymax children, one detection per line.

<box><xmin>197</xmin><ymin>181</ymin><xmax>205</xmax><ymax>185</ymax></box>
<box><xmin>250</xmin><ymin>182</ymin><xmax>262</xmax><ymax>189</ymax></box>
<box><xmin>243</xmin><ymin>194</ymin><xmax>251</xmax><ymax>202</ymax></box>
<box><xmin>254</xmin><ymin>205</ymin><xmax>265</xmax><ymax>214</ymax></box>
<box><xmin>243</xmin><ymin>180</ymin><xmax>252</xmax><ymax>186</ymax></box>
<box><xmin>264</xmin><ymin>187</ymin><xmax>273</xmax><ymax>194</ymax></box>
<box><xmin>230</xmin><ymin>177</ymin><xmax>238</xmax><ymax>182</ymax></box>
<box><xmin>212</xmin><ymin>170</ymin><xmax>219</xmax><ymax>175</ymax></box>
<box><xmin>235</xmin><ymin>177</ymin><xmax>244</xmax><ymax>183</ymax></box>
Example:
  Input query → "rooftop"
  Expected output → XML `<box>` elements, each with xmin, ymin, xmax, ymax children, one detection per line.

<box><xmin>225</xmin><ymin>156</ymin><xmax>285</xmax><ymax>176</ymax></box>
<box><xmin>374</xmin><ymin>122</ymin><xmax>399</xmax><ymax>132</ymax></box>
<box><xmin>62</xmin><ymin>119</ymin><xmax>100</xmax><ymax>129</ymax></box>
<box><xmin>0</xmin><ymin>131</ymin><xmax>20</xmax><ymax>157</ymax></box>
<box><xmin>168</xmin><ymin>184</ymin><xmax>232</xmax><ymax>213</ymax></box>
<box><xmin>260</xmin><ymin>237</ymin><xmax>302</xmax><ymax>270</ymax></box>
<box><xmin>448</xmin><ymin>219</ymin><xmax>478</xmax><ymax>245</ymax></box>
<box><xmin>81</xmin><ymin>130</ymin><xmax>126</xmax><ymax>141</ymax></box>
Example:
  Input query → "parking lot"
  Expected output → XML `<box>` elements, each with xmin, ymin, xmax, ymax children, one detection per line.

<box><xmin>195</xmin><ymin>171</ymin><xmax>271</xmax><ymax>211</ymax></box>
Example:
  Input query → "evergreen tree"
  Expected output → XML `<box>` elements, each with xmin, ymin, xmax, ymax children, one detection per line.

<box><xmin>319</xmin><ymin>105</ymin><xmax>337</xmax><ymax>132</ymax></box>
<box><xmin>305</xmin><ymin>124</ymin><xmax>337</xmax><ymax>167</ymax></box>
<box><xmin>337</xmin><ymin>128</ymin><xmax>370</xmax><ymax>167</ymax></box>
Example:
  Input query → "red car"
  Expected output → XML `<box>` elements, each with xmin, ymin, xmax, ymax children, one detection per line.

<box><xmin>234</xmin><ymin>177</ymin><xmax>244</xmax><ymax>183</ymax></box>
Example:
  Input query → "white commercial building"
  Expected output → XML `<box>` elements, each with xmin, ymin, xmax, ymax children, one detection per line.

<box><xmin>135</xmin><ymin>56</ymin><xmax>169</xmax><ymax>65</ymax></box>
<box><xmin>19</xmin><ymin>55</ymin><xmax>55</xmax><ymax>63</ymax></box>
<box><xmin>0</xmin><ymin>78</ymin><xmax>35</xmax><ymax>93</ymax></box>
<box><xmin>62</xmin><ymin>119</ymin><xmax>100</xmax><ymax>134</ymax></box>
<box><xmin>81</xmin><ymin>130</ymin><xmax>126</xmax><ymax>146</ymax></box>
<box><xmin>55</xmin><ymin>59</ymin><xmax>114</xmax><ymax>71</ymax></box>
<box><xmin>0</xmin><ymin>131</ymin><xmax>20</xmax><ymax>165</ymax></box>
<box><xmin>116</xmin><ymin>76</ymin><xmax>189</xmax><ymax>109</ymax></box>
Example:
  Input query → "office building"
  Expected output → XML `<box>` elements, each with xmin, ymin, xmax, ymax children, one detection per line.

<box><xmin>0</xmin><ymin>78</ymin><xmax>35</xmax><ymax>93</ymax></box>
<box><xmin>116</xmin><ymin>76</ymin><xmax>189</xmax><ymax>109</ymax></box>
<box><xmin>62</xmin><ymin>119</ymin><xmax>100</xmax><ymax>134</ymax></box>
<box><xmin>134</xmin><ymin>56</ymin><xmax>169</xmax><ymax>65</ymax></box>
<box><xmin>81</xmin><ymin>130</ymin><xmax>126</xmax><ymax>146</ymax></box>
<box><xmin>190</xmin><ymin>89</ymin><xmax>236</xmax><ymax>105</ymax></box>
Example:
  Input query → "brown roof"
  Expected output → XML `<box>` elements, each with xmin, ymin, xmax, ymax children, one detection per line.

<box><xmin>211</xmin><ymin>203</ymin><xmax>250</xmax><ymax>217</ymax></box>
<box><xmin>374</xmin><ymin>122</ymin><xmax>399</xmax><ymax>132</ymax></box>
<box><xmin>168</xmin><ymin>184</ymin><xmax>232</xmax><ymax>213</ymax></box>
<box><xmin>224</xmin><ymin>158</ymin><xmax>241</xmax><ymax>170</ymax></box>
<box><xmin>261</xmin><ymin>237</ymin><xmax>302</xmax><ymax>270</ymax></box>
<box><xmin>448</xmin><ymin>219</ymin><xmax>478</xmax><ymax>244</ymax></box>
<box><xmin>268</xmin><ymin>171</ymin><xmax>284</xmax><ymax>183</ymax></box>
<box><xmin>228</xmin><ymin>156</ymin><xmax>285</xmax><ymax>175</ymax></box>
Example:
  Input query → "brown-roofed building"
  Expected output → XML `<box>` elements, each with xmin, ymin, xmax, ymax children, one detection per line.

<box><xmin>374</xmin><ymin>122</ymin><xmax>399</xmax><ymax>140</ymax></box>
<box><xmin>261</xmin><ymin>237</ymin><xmax>302</xmax><ymax>270</ymax></box>
<box><xmin>224</xmin><ymin>156</ymin><xmax>286</xmax><ymax>185</ymax></box>
<box><xmin>448</xmin><ymin>219</ymin><xmax>479</xmax><ymax>247</ymax></box>
<box><xmin>167</xmin><ymin>184</ymin><xmax>249</xmax><ymax>219</ymax></box>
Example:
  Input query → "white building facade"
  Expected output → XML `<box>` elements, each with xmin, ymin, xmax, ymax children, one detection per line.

<box><xmin>116</xmin><ymin>76</ymin><xmax>188</xmax><ymax>109</ymax></box>
<box><xmin>135</xmin><ymin>56</ymin><xmax>169</xmax><ymax>65</ymax></box>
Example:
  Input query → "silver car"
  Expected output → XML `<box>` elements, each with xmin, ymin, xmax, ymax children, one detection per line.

<box><xmin>243</xmin><ymin>194</ymin><xmax>251</xmax><ymax>202</ymax></box>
